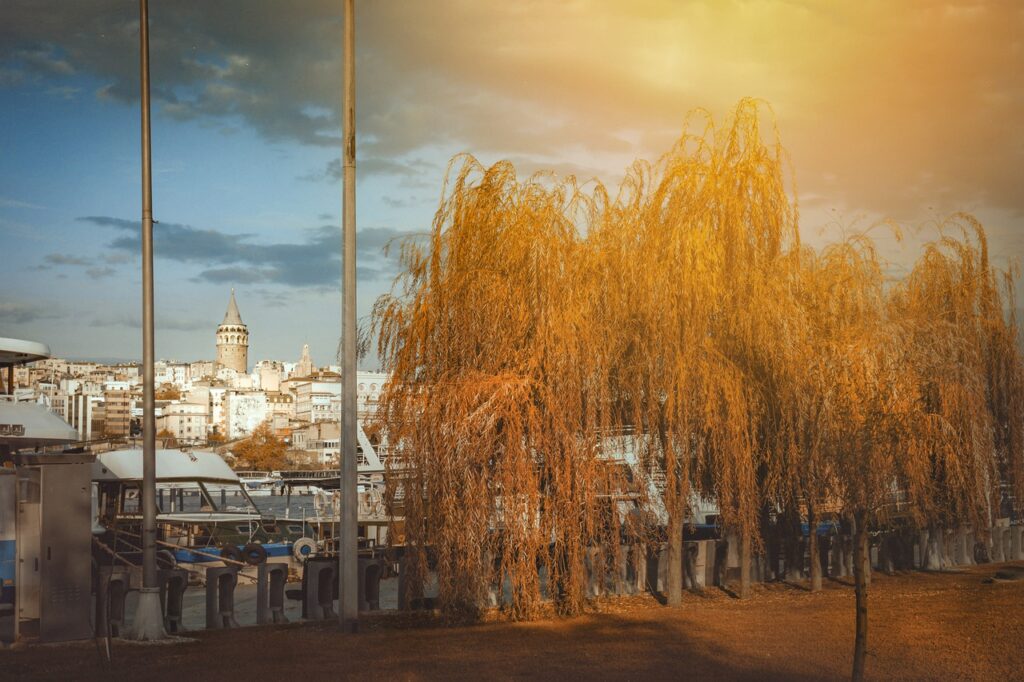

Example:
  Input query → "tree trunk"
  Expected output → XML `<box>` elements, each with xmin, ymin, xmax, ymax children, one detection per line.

<box><xmin>666</xmin><ymin>513</ymin><xmax>683</xmax><ymax>606</ymax></box>
<box><xmin>852</xmin><ymin>510</ymin><xmax>869</xmax><ymax>682</ymax></box>
<box><xmin>808</xmin><ymin>502</ymin><xmax>822</xmax><ymax>592</ymax></box>
<box><xmin>739</xmin><ymin>531</ymin><xmax>751</xmax><ymax>599</ymax></box>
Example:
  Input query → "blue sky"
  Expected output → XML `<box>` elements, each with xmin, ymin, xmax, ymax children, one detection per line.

<box><xmin>1</xmin><ymin>1</ymin><xmax>1021</xmax><ymax>367</ymax></box>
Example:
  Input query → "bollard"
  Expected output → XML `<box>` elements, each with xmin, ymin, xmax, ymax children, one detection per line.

<box><xmin>631</xmin><ymin>544</ymin><xmax>646</xmax><ymax>594</ymax></box>
<box><xmin>950</xmin><ymin>528</ymin><xmax>966</xmax><ymax>565</ymax></box>
<box><xmin>830</xmin><ymin>536</ymin><xmax>845</xmax><ymax>578</ymax></box>
<box><xmin>714</xmin><ymin>539</ymin><xmax>729</xmax><ymax>588</ymax></box>
<box><xmin>644</xmin><ymin>545</ymin><xmax>662</xmax><ymax>595</ymax></box>
<box><xmin>158</xmin><ymin>568</ymin><xmax>189</xmax><ymax>633</ymax></box>
<box><xmin>205</xmin><ymin>565</ymin><xmax>240</xmax><ymax>629</ymax></box>
<box><xmin>397</xmin><ymin>554</ymin><xmax>411</xmax><ymax>610</ymax></box>
<box><xmin>925</xmin><ymin>529</ymin><xmax>943</xmax><ymax>570</ymax></box>
<box><xmin>1009</xmin><ymin>526</ymin><xmax>1023</xmax><ymax>561</ymax></box>
<box><xmin>613</xmin><ymin>545</ymin><xmax>630</xmax><ymax>595</ymax></box>
<box><xmin>302</xmin><ymin>556</ymin><xmax>337</xmax><ymax>620</ymax></box>
<box><xmin>358</xmin><ymin>557</ymin><xmax>384</xmax><ymax>611</ymax></box>
<box><xmin>725</xmin><ymin>532</ymin><xmax>740</xmax><ymax>576</ymax></box>
<box><xmin>692</xmin><ymin>540</ymin><xmax>707</xmax><ymax>590</ymax></box>
<box><xmin>95</xmin><ymin>565</ymin><xmax>131</xmax><ymax>638</ymax></box>
<box><xmin>990</xmin><ymin>527</ymin><xmax>1004</xmax><ymax>563</ymax></box>
<box><xmin>585</xmin><ymin>547</ymin><xmax>604</xmax><ymax>598</ymax></box>
<box><xmin>683</xmin><ymin>542</ymin><xmax>698</xmax><ymax>591</ymax></box>
<box><xmin>257</xmin><ymin>562</ymin><xmax>290</xmax><ymax>625</ymax></box>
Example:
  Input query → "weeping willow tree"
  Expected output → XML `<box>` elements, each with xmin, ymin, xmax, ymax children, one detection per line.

<box><xmin>374</xmin><ymin>157</ymin><xmax>625</xmax><ymax>618</ymax></box>
<box><xmin>596</xmin><ymin>99</ymin><xmax>801</xmax><ymax>603</ymax></box>
<box><xmin>805</xmin><ymin>223</ymin><xmax>1024</xmax><ymax>681</ymax></box>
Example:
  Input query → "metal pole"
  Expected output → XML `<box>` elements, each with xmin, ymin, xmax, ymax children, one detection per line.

<box><xmin>340</xmin><ymin>0</ymin><xmax>358</xmax><ymax>632</ymax></box>
<box><xmin>130</xmin><ymin>0</ymin><xmax>165</xmax><ymax>639</ymax></box>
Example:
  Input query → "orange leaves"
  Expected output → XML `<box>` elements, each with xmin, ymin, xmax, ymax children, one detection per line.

<box><xmin>373</xmin><ymin>99</ymin><xmax>1023</xmax><ymax>620</ymax></box>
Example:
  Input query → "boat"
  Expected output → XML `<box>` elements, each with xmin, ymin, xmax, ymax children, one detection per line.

<box><xmin>235</xmin><ymin>470</ymin><xmax>284</xmax><ymax>496</ymax></box>
<box><xmin>91</xmin><ymin>447</ymin><xmax>320</xmax><ymax>573</ymax></box>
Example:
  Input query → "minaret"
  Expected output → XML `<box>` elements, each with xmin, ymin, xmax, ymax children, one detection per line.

<box><xmin>296</xmin><ymin>343</ymin><xmax>314</xmax><ymax>377</ymax></box>
<box><xmin>215</xmin><ymin>289</ymin><xmax>249</xmax><ymax>373</ymax></box>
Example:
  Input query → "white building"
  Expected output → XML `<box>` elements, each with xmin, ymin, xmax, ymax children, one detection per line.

<box><xmin>157</xmin><ymin>402</ymin><xmax>210</xmax><ymax>444</ymax></box>
<box><xmin>223</xmin><ymin>390</ymin><xmax>268</xmax><ymax>440</ymax></box>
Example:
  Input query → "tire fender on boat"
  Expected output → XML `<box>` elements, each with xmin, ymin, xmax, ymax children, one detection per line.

<box><xmin>156</xmin><ymin>548</ymin><xmax>177</xmax><ymax>569</ymax></box>
<box><xmin>221</xmin><ymin>544</ymin><xmax>244</xmax><ymax>565</ymax></box>
<box><xmin>292</xmin><ymin>537</ymin><xmax>317</xmax><ymax>562</ymax></box>
<box><xmin>242</xmin><ymin>542</ymin><xmax>268</xmax><ymax>565</ymax></box>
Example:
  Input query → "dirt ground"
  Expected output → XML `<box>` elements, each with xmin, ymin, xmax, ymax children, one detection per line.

<box><xmin>4</xmin><ymin>562</ymin><xmax>1023</xmax><ymax>681</ymax></box>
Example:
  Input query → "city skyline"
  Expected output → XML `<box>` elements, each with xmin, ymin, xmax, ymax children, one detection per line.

<box><xmin>2</xmin><ymin>1</ymin><xmax>1021</xmax><ymax>365</ymax></box>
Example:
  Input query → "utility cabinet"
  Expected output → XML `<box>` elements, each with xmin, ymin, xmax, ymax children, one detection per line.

<box><xmin>15</xmin><ymin>453</ymin><xmax>94</xmax><ymax>642</ymax></box>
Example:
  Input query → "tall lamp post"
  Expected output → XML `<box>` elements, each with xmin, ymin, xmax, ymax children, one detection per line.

<box><xmin>130</xmin><ymin>0</ymin><xmax>166</xmax><ymax>640</ymax></box>
<box><xmin>339</xmin><ymin>0</ymin><xmax>359</xmax><ymax>632</ymax></box>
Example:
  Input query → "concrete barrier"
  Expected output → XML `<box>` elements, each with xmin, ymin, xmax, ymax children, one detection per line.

<box><xmin>941</xmin><ymin>529</ymin><xmax>956</xmax><ymax>568</ymax></box>
<box><xmin>925</xmin><ymin>528</ymin><xmax>937</xmax><ymax>565</ymax></box>
<box><xmin>302</xmin><ymin>556</ymin><xmax>337</xmax><ymax>620</ymax></box>
<box><xmin>830</xmin><ymin>536</ymin><xmax>846</xmax><ymax>578</ymax></box>
<box><xmin>1008</xmin><ymin>526</ymin><xmax>1023</xmax><ymax>561</ymax></box>
<box><xmin>158</xmin><ymin>568</ymin><xmax>189</xmax><ymax>633</ymax></box>
<box><xmin>358</xmin><ymin>557</ymin><xmax>384</xmax><ymax>611</ymax></box>
<box><xmin>1011</xmin><ymin>526</ymin><xmax>1022</xmax><ymax>560</ymax></box>
<box><xmin>951</xmin><ymin>529</ymin><xmax>964</xmax><ymax>566</ymax></box>
<box><xmin>95</xmin><ymin>565</ymin><xmax>131</xmax><ymax>638</ymax></box>
<box><xmin>990</xmin><ymin>527</ymin><xmax>1004</xmax><ymax>563</ymax></box>
<box><xmin>629</xmin><ymin>544</ymin><xmax>645</xmax><ymax>594</ymax></box>
<box><xmin>644</xmin><ymin>545</ymin><xmax>664</xmax><ymax>594</ymax></box>
<box><xmin>205</xmin><ymin>565</ymin><xmax>240</xmax><ymax>629</ymax></box>
<box><xmin>256</xmin><ymin>562</ymin><xmax>289</xmax><ymax>625</ymax></box>
<box><xmin>612</xmin><ymin>545</ymin><xmax>630</xmax><ymax>595</ymax></box>
<box><xmin>585</xmin><ymin>547</ymin><xmax>604</xmax><ymax>598</ymax></box>
<box><xmin>690</xmin><ymin>541</ymin><xmax>707</xmax><ymax>590</ymax></box>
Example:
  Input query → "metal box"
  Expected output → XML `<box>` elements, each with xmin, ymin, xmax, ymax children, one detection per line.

<box><xmin>15</xmin><ymin>456</ymin><xmax>93</xmax><ymax>642</ymax></box>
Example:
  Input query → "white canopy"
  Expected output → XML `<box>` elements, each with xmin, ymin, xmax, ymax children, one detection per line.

<box><xmin>0</xmin><ymin>337</ymin><xmax>51</xmax><ymax>366</ymax></box>
<box><xmin>0</xmin><ymin>402</ymin><xmax>78</xmax><ymax>447</ymax></box>
<box><xmin>93</xmin><ymin>448</ymin><xmax>238</xmax><ymax>484</ymax></box>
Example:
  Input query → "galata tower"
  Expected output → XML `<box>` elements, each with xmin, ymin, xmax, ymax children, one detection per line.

<box><xmin>215</xmin><ymin>289</ymin><xmax>249</xmax><ymax>373</ymax></box>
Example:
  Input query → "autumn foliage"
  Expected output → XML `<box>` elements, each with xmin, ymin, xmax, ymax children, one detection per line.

<box><xmin>231</xmin><ymin>420</ymin><xmax>288</xmax><ymax>471</ymax></box>
<box><xmin>373</xmin><ymin>96</ymin><xmax>1024</xmax><ymax>653</ymax></box>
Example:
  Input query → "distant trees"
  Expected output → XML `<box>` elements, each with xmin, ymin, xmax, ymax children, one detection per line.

<box><xmin>155</xmin><ymin>384</ymin><xmax>180</xmax><ymax>400</ymax></box>
<box><xmin>231</xmin><ymin>420</ymin><xmax>288</xmax><ymax>471</ymax></box>
<box><xmin>156</xmin><ymin>428</ymin><xmax>177</xmax><ymax>448</ymax></box>
<box><xmin>374</xmin><ymin>99</ymin><xmax>1024</xmax><ymax>679</ymax></box>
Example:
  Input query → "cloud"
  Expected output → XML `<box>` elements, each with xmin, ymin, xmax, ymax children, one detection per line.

<box><xmin>85</xmin><ymin>266</ymin><xmax>116</xmax><ymax>279</ymax></box>
<box><xmin>102</xmin><ymin>252</ymin><xmax>131</xmax><ymax>265</ymax></box>
<box><xmin>0</xmin><ymin>196</ymin><xmax>44</xmax><ymax>209</ymax></box>
<box><xmin>89</xmin><ymin>313</ymin><xmax>208</xmax><ymax>332</ymax></box>
<box><xmin>78</xmin><ymin>215</ymin><xmax>411</xmax><ymax>287</ymax></box>
<box><xmin>0</xmin><ymin>300</ymin><xmax>61</xmax><ymax>324</ymax></box>
<box><xmin>302</xmin><ymin>156</ymin><xmax>438</xmax><ymax>187</ymax></box>
<box><xmin>44</xmin><ymin>253</ymin><xmax>91</xmax><ymax>266</ymax></box>
<box><xmin>2</xmin><ymin>1</ymin><xmax>1021</xmax><ymax>222</ymax></box>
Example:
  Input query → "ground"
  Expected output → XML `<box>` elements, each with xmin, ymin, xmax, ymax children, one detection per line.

<box><xmin>4</xmin><ymin>562</ymin><xmax>1022</xmax><ymax>681</ymax></box>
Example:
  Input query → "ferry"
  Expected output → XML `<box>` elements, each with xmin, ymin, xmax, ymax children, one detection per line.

<box><xmin>92</xmin><ymin>447</ymin><xmax>321</xmax><ymax>572</ymax></box>
<box><xmin>235</xmin><ymin>470</ymin><xmax>284</xmax><ymax>496</ymax></box>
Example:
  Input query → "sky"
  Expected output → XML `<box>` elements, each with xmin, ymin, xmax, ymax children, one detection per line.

<box><xmin>1</xmin><ymin>0</ymin><xmax>1021</xmax><ymax>368</ymax></box>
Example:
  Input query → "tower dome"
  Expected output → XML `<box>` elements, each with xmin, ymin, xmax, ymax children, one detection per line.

<box><xmin>215</xmin><ymin>289</ymin><xmax>249</xmax><ymax>373</ymax></box>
